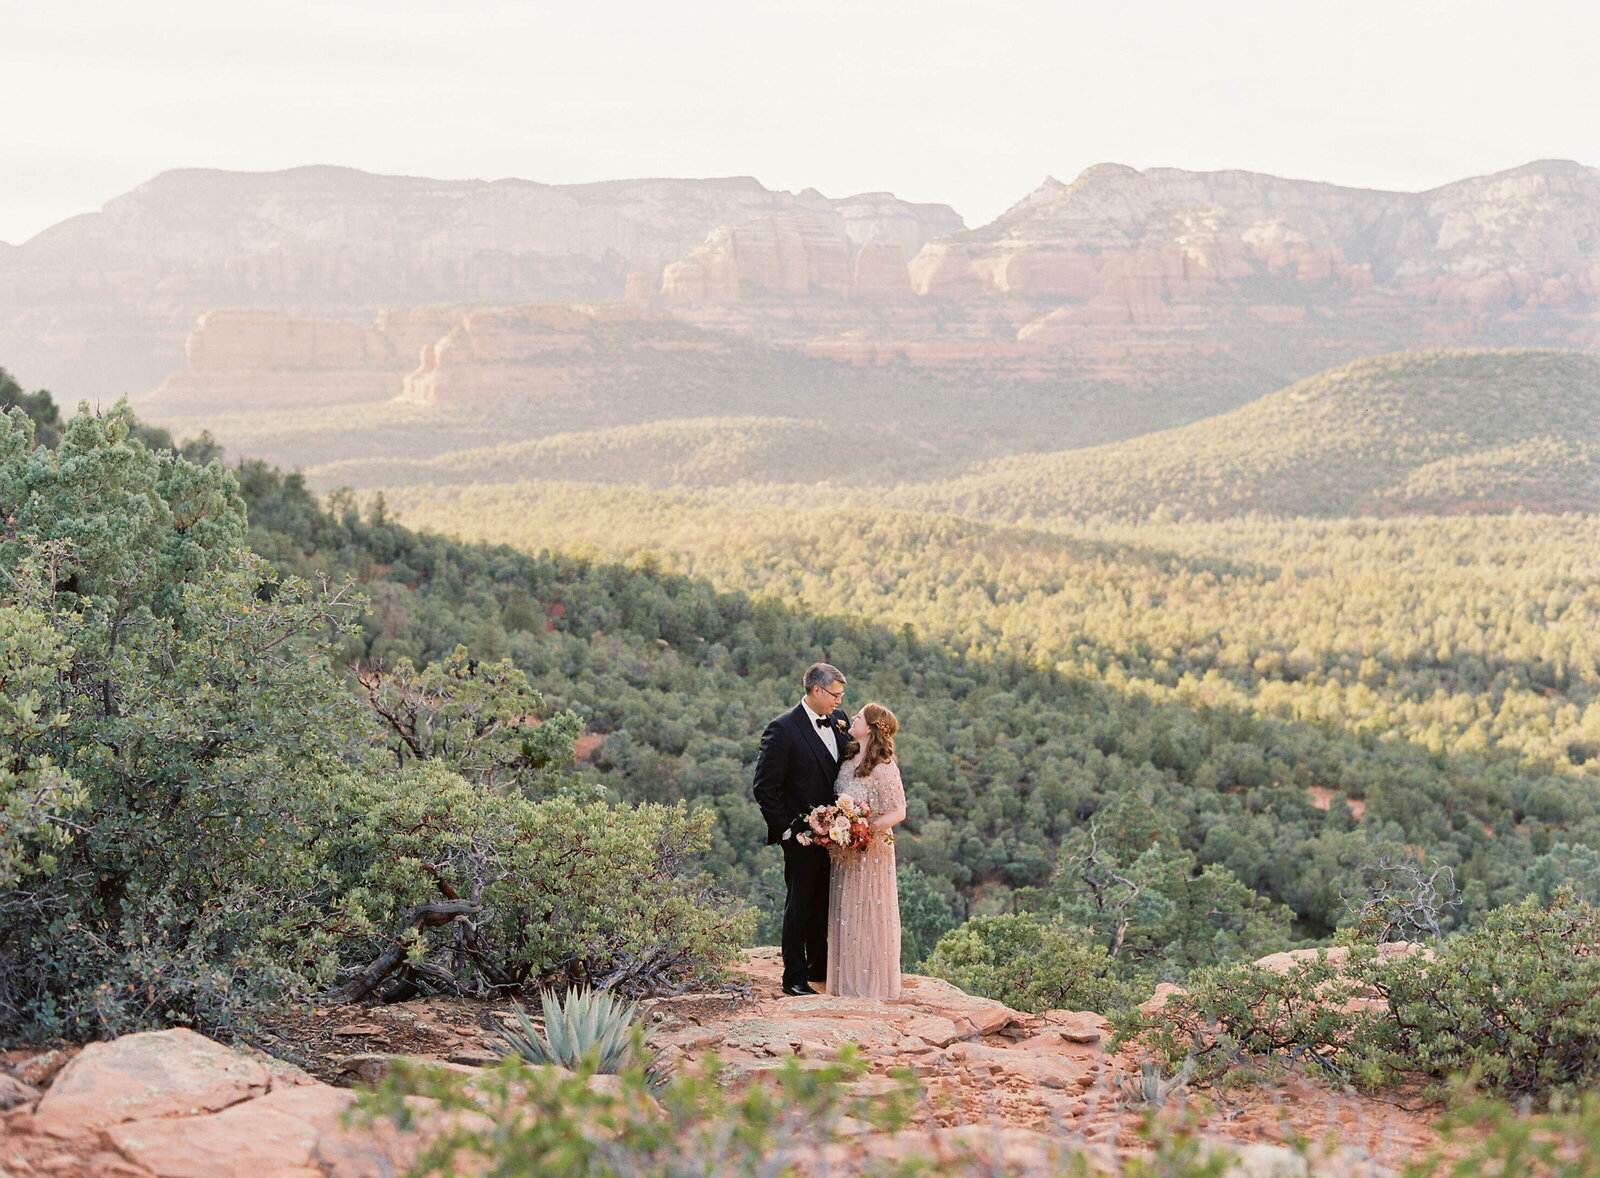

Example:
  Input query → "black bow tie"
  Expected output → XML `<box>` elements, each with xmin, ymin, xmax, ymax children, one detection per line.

<box><xmin>816</xmin><ymin>716</ymin><xmax>831</xmax><ymax>728</ymax></box>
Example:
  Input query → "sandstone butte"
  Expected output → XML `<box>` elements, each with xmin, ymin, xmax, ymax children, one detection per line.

<box><xmin>0</xmin><ymin>167</ymin><xmax>961</xmax><ymax>400</ymax></box>
<box><xmin>0</xmin><ymin>948</ymin><xmax>1439</xmax><ymax>1178</ymax></box>
<box><xmin>125</xmin><ymin>158</ymin><xmax>1600</xmax><ymax>417</ymax></box>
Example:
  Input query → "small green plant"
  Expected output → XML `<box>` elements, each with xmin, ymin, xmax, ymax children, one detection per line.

<box><xmin>1408</xmin><ymin>1093</ymin><xmax>1600</xmax><ymax>1178</ymax></box>
<box><xmin>921</xmin><ymin>913</ymin><xmax>1133</xmax><ymax>1014</ymax></box>
<box><xmin>500</xmin><ymin>986</ymin><xmax>666</xmax><ymax>1086</ymax></box>
<box><xmin>357</xmin><ymin>1045</ymin><xmax>923</xmax><ymax>1178</ymax></box>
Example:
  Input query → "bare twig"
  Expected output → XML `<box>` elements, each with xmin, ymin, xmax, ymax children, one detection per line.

<box><xmin>326</xmin><ymin>899</ymin><xmax>481</xmax><ymax>1004</ymax></box>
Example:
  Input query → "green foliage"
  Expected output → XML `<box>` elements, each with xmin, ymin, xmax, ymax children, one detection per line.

<box><xmin>314</xmin><ymin>415</ymin><xmax>944</xmax><ymax>490</ymax></box>
<box><xmin>1413</xmin><ymin>1095</ymin><xmax>1600</xmax><ymax>1178</ymax></box>
<box><xmin>897</xmin><ymin>863</ymin><xmax>959</xmax><ymax>969</ymax></box>
<box><xmin>1121</xmin><ymin>894</ymin><xmax>1600</xmax><ymax>1102</ymax></box>
<box><xmin>105</xmin><ymin>354</ymin><xmax>1600</xmax><ymax>1022</ymax></box>
<box><xmin>1114</xmin><ymin>949</ymin><xmax>1368</xmax><ymax>1089</ymax></box>
<box><xmin>0</xmin><ymin>402</ymin><xmax>372</xmax><ymax>1037</ymax></box>
<box><xmin>922</xmin><ymin>914</ymin><xmax>1129</xmax><ymax>1014</ymax></box>
<box><xmin>360</xmin><ymin>644</ymin><xmax>582</xmax><ymax>790</ymax></box>
<box><xmin>1119</xmin><ymin>1058</ymin><xmax>1197</xmax><ymax>1110</ymax></box>
<box><xmin>1366</xmin><ymin>893</ymin><xmax>1600</xmax><ymax>1098</ymax></box>
<box><xmin>236</xmin><ymin>452</ymin><xmax>1600</xmax><ymax>958</ymax></box>
<box><xmin>0</xmin><ymin>400</ymin><xmax>750</xmax><ymax>1040</ymax></box>
<box><xmin>0</xmin><ymin>370</ymin><xmax>61</xmax><ymax>448</ymax></box>
<box><xmin>1048</xmin><ymin>795</ymin><xmax>1290</xmax><ymax>974</ymax></box>
<box><xmin>356</xmin><ymin>1044</ymin><xmax>1308</xmax><ymax>1178</ymax></box>
<box><xmin>0</xmin><ymin>556</ymin><xmax>84</xmax><ymax>888</ymax></box>
<box><xmin>310</xmin><ymin>768</ymin><xmax>753</xmax><ymax>996</ymax></box>
<box><xmin>358</xmin><ymin>1045</ymin><xmax>924</xmax><ymax>1178</ymax></box>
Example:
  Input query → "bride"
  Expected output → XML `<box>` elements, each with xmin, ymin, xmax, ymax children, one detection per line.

<box><xmin>826</xmin><ymin>703</ymin><xmax>907</xmax><ymax>999</ymax></box>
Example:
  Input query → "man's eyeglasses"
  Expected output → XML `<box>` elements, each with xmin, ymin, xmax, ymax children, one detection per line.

<box><xmin>822</xmin><ymin>685</ymin><xmax>845</xmax><ymax>701</ymax></box>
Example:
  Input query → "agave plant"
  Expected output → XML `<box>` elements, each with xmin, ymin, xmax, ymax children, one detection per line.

<box><xmin>1118</xmin><ymin>1057</ymin><xmax>1196</xmax><ymax>1108</ymax></box>
<box><xmin>500</xmin><ymin>985</ymin><xmax>668</xmax><ymax>1087</ymax></box>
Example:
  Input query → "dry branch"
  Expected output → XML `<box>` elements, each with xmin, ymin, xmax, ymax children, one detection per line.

<box><xmin>326</xmin><ymin>899</ymin><xmax>481</xmax><ymax>1004</ymax></box>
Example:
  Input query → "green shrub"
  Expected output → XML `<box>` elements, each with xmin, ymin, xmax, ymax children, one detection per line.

<box><xmin>1366</xmin><ymin>893</ymin><xmax>1600</xmax><ymax>1098</ymax></box>
<box><xmin>1413</xmin><ymin>1094</ymin><xmax>1600</xmax><ymax>1178</ymax></box>
<box><xmin>1119</xmin><ymin>893</ymin><xmax>1600</xmax><ymax>1102</ymax></box>
<box><xmin>301</xmin><ymin>767</ymin><xmax>753</xmax><ymax>999</ymax></box>
<box><xmin>359</xmin><ymin>1047</ymin><xmax>922</xmax><ymax>1178</ymax></box>
<box><xmin>0</xmin><ymin>405</ymin><xmax>366</xmax><ymax>1036</ymax></box>
<box><xmin>922</xmin><ymin>913</ymin><xmax>1131</xmax><ymax>1013</ymax></box>
<box><xmin>0</xmin><ymin>403</ymin><xmax>752</xmax><ymax>1039</ymax></box>
<box><xmin>1112</xmin><ymin>948</ymin><xmax>1370</xmax><ymax>1089</ymax></box>
<box><xmin>358</xmin><ymin>1048</ymin><xmax>1321</xmax><ymax>1178</ymax></box>
<box><xmin>0</xmin><ymin>572</ymin><xmax>84</xmax><ymax>890</ymax></box>
<box><xmin>897</xmin><ymin>863</ymin><xmax>958</xmax><ymax>969</ymax></box>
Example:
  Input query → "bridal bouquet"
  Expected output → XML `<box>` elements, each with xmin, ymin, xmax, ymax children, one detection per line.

<box><xmin>794</xmin><ymin>793</ymin><xmax>890</xmax><ymax>850</ymax></box>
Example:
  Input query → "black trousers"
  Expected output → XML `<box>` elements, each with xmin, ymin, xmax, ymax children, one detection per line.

<box><xmin>780</xmin><ymin>838</ymin><xmax>830</xmax><ymax>987</ymax></box>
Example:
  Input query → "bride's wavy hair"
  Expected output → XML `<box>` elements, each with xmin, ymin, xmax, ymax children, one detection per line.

<box><xmin>853</xmin><ymin>703</ymin><xmax>898</xmax><ymax>778</ymax></box>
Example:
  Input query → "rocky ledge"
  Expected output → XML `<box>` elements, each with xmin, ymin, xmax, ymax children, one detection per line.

<box><xmin>1</xmin><ymin>949</ymin><xmax>1435</xmax><ymax>1177</ymax></box>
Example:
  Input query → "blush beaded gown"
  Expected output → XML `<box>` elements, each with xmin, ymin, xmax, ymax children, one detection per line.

<box><xmin>825</xmin><ymin>755</ymin><xmax>905</xmax><ymax>999</ymax></box>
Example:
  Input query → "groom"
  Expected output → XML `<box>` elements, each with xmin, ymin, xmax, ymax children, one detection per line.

<box><xmin>753</xmin><ymin>662</ymin><xmax>850</xmax><ymax>996</ymax></box>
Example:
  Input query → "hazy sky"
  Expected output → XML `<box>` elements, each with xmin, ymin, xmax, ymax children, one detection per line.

<box><xmin>4</xmin><ymin>0</ymin><xmax>1597</xmax><ymax>245</ymax></box>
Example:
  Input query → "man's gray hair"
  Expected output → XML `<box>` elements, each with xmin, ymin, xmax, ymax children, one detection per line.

<box><xmin>803</xmin><ymin>662</ymin><xmax>846</xmax><ymax>693</ymax></box>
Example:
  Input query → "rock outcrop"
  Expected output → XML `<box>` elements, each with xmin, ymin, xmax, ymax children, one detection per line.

<box><xmin>397</xmin><ymin>302</ymin><xmax>691</xmax><ymax>406</ymax></box>
<box><xmin>2</xmin><ymin>950</ymin><xmax>1440</xmax><ymax>1176</ymax></box>
<box><xmin>33</xmin><ymin>1028</ymin><xmax>272</xmax><ymax>1139</ymax></box>
<box><xmin>9</xmin><ymin>1028</ymin><xmax>435</xmax><ymax>1177</ymax></box>
<box><xmin>660</xmin><ymin>208</ymin><xmax>948</xmax><ymax>304</ymax></box>
<box><xmin>147</xmin><ymin>307</ymin><xmax>467</xmax><ymax>411</ymax></box>
<box><xmin>906</xmin><ymin>159</ymin><xmax>1600</xmax><ymax>347</ymax></box>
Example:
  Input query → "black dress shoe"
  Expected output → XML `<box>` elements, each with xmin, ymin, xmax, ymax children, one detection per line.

<box><xmin>781</xmin><ymin>982</ymin><xmax>818</xmax><ymax>996</ymax></box>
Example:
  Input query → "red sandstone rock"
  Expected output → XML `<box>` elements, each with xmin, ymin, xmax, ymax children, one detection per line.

<box><xmin>907</xmin><ymin>243</ymin><xmax>983</xmax><ymax>299</ymax></box>
<box><xmin>131</xmin><ymin>160</ymin><xmax>1600</xmax><ymax>421</ymax></box>
<box><xmin>10</xmin><ymin>1047</ymin><xmax>74</xmax><ymax>1088</ymax></box>
<box><xmin>1137</xmin><ymin>983</ymin><xmax>1186</xmax><ymax>1015</ymax></box>
<box><xmin>106</xmin><ymin>1085</ymin><xmax>351</xmax><ymax>1178</ymax></box>
<box><xmin>1039</xmin><ymin>1010</ymin><xmax>1110</xmax><ymax>1044</ymax></box>
<box><xmin>0</xmin><ymin>1071</ymin><xmax>40</xmax><ymax>1110</ymax></box>
<box><xmin>398</xmin><ymin>303</ymin><xmax>666</xmax><ymax>405</ymax></box>
<box><xmin>662</xmin><ymin>227</ymin><xmax>740</xmax><ymax>302</ymax></box>
<box><xmin>7</xmin><ymin>951</ymin><xmax>1448</xmax><ymax>1176</ymax></box>
<box><xmin>0</xmin><ymin>166</ymin><xmax>963</xmax><ymax>399</ymax></box>
<box><xmin>34</xmin><ymin>1028</ymin><xmax>270</xmax><ymax>1139</ymax></box>
<box><xmin>1251</xmin><ymin>941</ymin><xmax>1427</xmax><ymax>974</ymax></box>
<box><xmin>661</xmin><ymin>214</ymin><xmax>858</xmax><ymax>303</ymax></box>
<box><xmin>851</xmin><ymin>242</ymin><xmax>913</xmax><ymax>300</ymax></box>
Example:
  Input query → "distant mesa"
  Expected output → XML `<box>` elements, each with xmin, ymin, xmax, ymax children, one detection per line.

<box><xmin>0</xmin><ymin>165</ymin><xmax>961</xmax><ymax>398</ymax></box>
<box><xmin>144</xmin><ymin>301</ymin><xmax>703</xmax><ymax>413</ymax></box>
<box><xmin>6</xmin><ymin>159</ymin><xmax>1600</xmax><ymax>421</ymax></box>
<box><xmin>926</xmin><ymin>159</ymin><xmax>1600</xmax><ymax>327</ymax></box>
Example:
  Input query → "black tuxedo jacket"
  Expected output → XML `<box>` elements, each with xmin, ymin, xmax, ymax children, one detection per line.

<box><xmin>752</xmin><ymin>702</ymin><xmax>850</xmax><ymax>845</ymax></box>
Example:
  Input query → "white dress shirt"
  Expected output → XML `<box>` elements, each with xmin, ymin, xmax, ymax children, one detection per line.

<box><xmin>801</xmin><ymin>698</ymin><xmax>838</xmax><ymax>760</ymax></box>
<box><xmin>783</xmin><ymin>698</ymin><xmax>838</xmax><ymax>841</ymax></box>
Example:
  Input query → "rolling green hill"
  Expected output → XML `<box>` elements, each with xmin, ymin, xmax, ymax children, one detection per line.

<box><xmin>903</xmin><ymin>350</ymin><xmax>1600</xmax><ymax>523</ymax></box>
<box><xmin>308</xmin><ymin>416</ymin><xmax>952</xmax><ymax>489</ymax></box>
